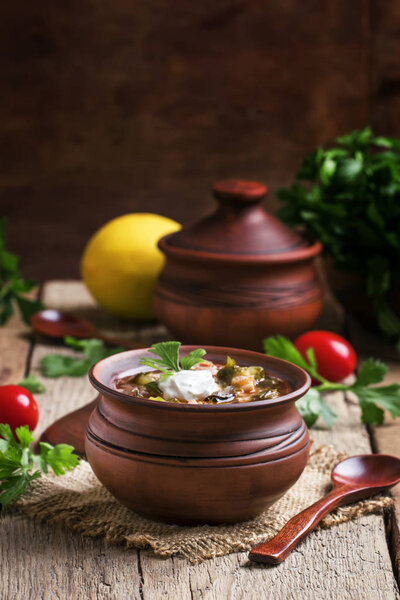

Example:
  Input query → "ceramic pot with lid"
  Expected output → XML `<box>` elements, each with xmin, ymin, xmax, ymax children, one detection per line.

<box><xmin>154</xmin><ymin>180</ymin><xmax>323</xmax><ymax>350</ymax></box>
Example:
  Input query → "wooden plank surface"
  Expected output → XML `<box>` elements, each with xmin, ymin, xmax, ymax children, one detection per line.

<box><xmin>347</xmin><ymin>316</ymin><xmax>400</xmax><ymax>582</ymax></box>
<box><xmin>0</xmin><ymin>280</ymin><xmax>399</xmax><ymax>600</ymax></box>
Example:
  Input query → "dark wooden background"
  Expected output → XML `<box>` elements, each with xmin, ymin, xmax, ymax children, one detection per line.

<box><xmin>1</xmin><ymin>1</ymin><xmax>399</xmax><ymax>279</ymax></box>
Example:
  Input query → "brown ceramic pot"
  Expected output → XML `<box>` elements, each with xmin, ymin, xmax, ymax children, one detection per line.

<box><xmin>86</xmin><ymin>346</ymin><xmax>311</xmax><ymax>525</ymax></box>
<box><xmin>154</xmin><ymin>180</ymin><xmax>323</xmax><ymax>351</ymax></box>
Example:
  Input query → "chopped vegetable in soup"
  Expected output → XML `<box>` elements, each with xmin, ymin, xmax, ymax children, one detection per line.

<box><xmin>114</xmin><ymin>342</ymin><xmax>290</xmax><ymax>405</ymax></box>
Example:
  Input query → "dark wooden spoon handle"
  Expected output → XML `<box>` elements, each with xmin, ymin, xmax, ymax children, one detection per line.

<box><xmin>249</xmin><ymin>485</ymin><xmax>352</xmax><ymax>564</ymax></box>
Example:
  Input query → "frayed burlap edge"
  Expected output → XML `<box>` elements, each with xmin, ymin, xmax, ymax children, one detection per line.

<box><xmin>12</xmin><ymin>444</ymin><xmax>393</xmax><ymax>564</ymax></box>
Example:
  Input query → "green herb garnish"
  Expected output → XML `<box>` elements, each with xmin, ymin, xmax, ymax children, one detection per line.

<box><xmin>216</xmin><ymin>356</ymin><xmax>237</xmax><ymax>385</ymax></box>
<box><xmin>264</xmin><ymin>334</ymin><xmax>400</xmax><ymax>427</ymax></box>
<box><xmin>145</xmin><ymin>381</ymin><xmax>162</xmax><ymax>395</ymax></box>
<box><xmin>139</xmin><ymin>341</ymin><xmax>206</xmax><ymax>375</ymax></box>
<box><xmin>0</xmin><ymin>219</ymin><xmax>44</xmax><ymax>325</ymax></box>
<box><xmin>17</xmin><ymin>374</ymin><xmax>46</xmax><ymax>393</ymax></box>
<box><xmin>0</xmin><ymin>424</ymin><xmax>79</xmax><ymax>506</ymax></box>
<box><xmin>294</xmin><ymin>388</ymin><xmax>336</xmax><ymax>428</ymax></box>
<box><xmin>277</xmin><ymin>126</ymin><xmax>400</xmax><ymax>347</ymax></box>
<box><xmin>40</xmin><ymin>336</ymin><xmax>124</xmax><ymax>377</ymax></box>
<box><xmin>181</xmin><ymin>348</ymin><xmax>208</xmax><ymax>370</ymax></box>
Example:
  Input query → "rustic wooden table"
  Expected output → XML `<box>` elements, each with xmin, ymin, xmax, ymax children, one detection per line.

<box><xmin>1</xmin><ymin>281</ymin><xmax>400</xmax><ymax>600</ymax></box>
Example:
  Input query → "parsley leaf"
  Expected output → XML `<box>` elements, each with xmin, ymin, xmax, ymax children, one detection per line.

<box><xmin>17</xmin><ymin>374</ymin><xmax>46</xmax><ymax>394</ymax></box>
<box><xmin>15</xmin><ymin>296</ymin><xmax>44</xmax><ymax>326</ymax></box>
<box><xmin>15</xmin><ymin>425</ymin><xmax>34</xmax><ymax>447</ymax></box>
<box><xmin>180</xmin><ymin>348</ymin><xmax>207</xmax><ymax>370</ymax></box>
<box><xmin>40</xmin><ymin>337</ymin><xmax>123</xmax><ymax>377</ymax></box>
<box><xmin>355</xmin><ymin>390</ymin><xmax>385</xmax><ymax>425</ymax></box>
<box><xmin>351</xmin><ymin>384</ymin><xmax>400</xmax><ymax>424</ymax></box>
<box><xmin>0</xmin><ymin>219</ymin><xmax>44</xmax><ymax>325</ymax></box>
<box><xmin>296</xmin><ymin>388</ymin><xmax>336</xmax><ymax>428</ymax></box>
<box><xmin>263</xmin><ymin>335</ymin><xmax>323</xmax><ymax>383</ymax></box>
<box><xmin>263</xmin><ymin>334</ymin><xmax>400</xmax><ymax>428</ymax></box>
<box><xmin>146</xmin><ymin>341</ymin><xmax>181</xmax><ymax>372</ymax></box>
<box><xmin>0</xmin><ymin>423</ymin><xmax>16</xmax><ymax>443</ymax></box>
<box><xmin>0</xmin><ymin>424</ymin><xmax>79</xmax><ymax>505</ymax></box>
<box><xmin>38</xmin><ymin>443</ymin><xmax>79</xmax><ymax>475</ymax></box>
<box><xmin>140</xmin><ymin>341</ymin><xmax>207</xmax><ymax>374</ymax></box>
<box><xmin>352</xmin><ymin>358</ymin><xmax>388</xmax><ymax>386</ymax></box>
<box><xmin>264</xmin><ymin>335</ymin><xmax>310</xmax><ymax>371</ymax></box>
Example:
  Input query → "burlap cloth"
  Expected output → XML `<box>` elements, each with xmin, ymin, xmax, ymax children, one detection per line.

<box><xmin>13</xmin><ymin>444</ymin><xmax>392</xmax><ymax>563</ymax></box>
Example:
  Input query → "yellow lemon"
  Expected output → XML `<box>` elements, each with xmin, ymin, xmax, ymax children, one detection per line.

<box><xmin>81</xmin><ymin>213</ymin><xmax>180</xmax><ymax>321</ymax></box>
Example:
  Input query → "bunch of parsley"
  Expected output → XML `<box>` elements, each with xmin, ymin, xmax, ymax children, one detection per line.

<box><xmin>277</xmin><ymin>126</ymin><xmax>400</xmax><ymax>347</ymax></box>
<box><xmin>0</xmin><ymin>218</ymin><xmax>43</xmax><ymax>325</ymax></box>
<box><xmin>264</xmin><ymin>335</ymin><xmax>400</xmax><ymax>427</ymax></box>
<box><xmin>0</xmin><ymin>424</ymin><xmax>79</xmax><ymax>505</ymax></box>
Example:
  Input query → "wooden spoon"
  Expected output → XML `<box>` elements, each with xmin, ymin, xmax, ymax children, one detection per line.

<box><xmin>31</xmin><ymin>309</ymin><xmax>141</xmax><ymax>349</ymax></box>
<box><xmin>249</xmin><ymin>454</ymin><xmax>400</xmax><ymax>565</ymax></box>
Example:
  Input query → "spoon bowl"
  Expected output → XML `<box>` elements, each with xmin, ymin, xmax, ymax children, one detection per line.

<box><xmin>31</xmin><ymin>309</ymin><xmax>141</xmax><ymax>349</ymax></box>
<box><xmin>31</xmin><ymin>309</ymin><xmax>97</xmax><ymax>339</ymax></box>
<box><xmin>332</xmin><ymin>454</ymin><xmax>400</xmax><ymax>488</ymax></box>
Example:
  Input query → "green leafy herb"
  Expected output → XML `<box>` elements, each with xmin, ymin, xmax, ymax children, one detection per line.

<box><xmin>0</xmin><ymin>219</ymin><xmax>44</xmax><ymax>325</ymax></box>
<box><xmin>263</xmin><ymin>336</ymin><xmax>312</xmax><ymax>374</ymax></box>
<box><xmin>140</xmin><ymin>341</ymin><xmax>181</xmax><ymax>373</ymax></box>
<box><xmin>17</xmin><ymin>374</ymin><xmax>46</xmax><ymax>394</ymax></box>
<box><xmin>0</xmin><ymin>424</ymin><xmax>79</xmax><ymax>505</ymax></box>
<box><xmin>216</xmin><ymin>356</ymin><xmax>237</xmax><ymax>385</ymax></box>
<box><xmin>145</xmin><ymin>381</ymin><xmax>162</xmax><ymax>395</ymax></box>
<box><xmin>40</xmin><ymin>336</ymin><xmax>124</xmax><ymax>377</ymax></box>
<box><xmin>181</xmin><ymin>348</ymin><xmax>207</xmax><ymax>370</ymax></box>
<box><xmin>277</xmin><ymin>126</ymin><xmax>400</xmax><ymax>346</ymax></box>
<box><xmin>140</xmin><ymin>341</ymin><xmax>206</xmax><ymax>374</ymax></box>
<box><xmin>263</xmin><ymin>334</ymin><xmax>400</xmax><ymax>427</ymax></box>
<box><xmin>295</xmin><ymin>388</ymin><xmax>336</xmax><ymax>428</ymax></box>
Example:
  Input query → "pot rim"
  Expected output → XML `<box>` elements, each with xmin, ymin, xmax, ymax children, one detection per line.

<box><xmin>158</xmin><ymin>234</ymin><xmax>322</xmax><ymax>264</ymax></box>
<box><xmin>89</xmin><ymin>345</ymin><xmax>311</xmax><ymax>413</ymax></box>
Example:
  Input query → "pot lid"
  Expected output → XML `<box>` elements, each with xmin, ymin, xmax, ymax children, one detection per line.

<box><xmin>165</xmin><ymin>179</ymin><xmax>308</xmax><ymax>256</ymax></box>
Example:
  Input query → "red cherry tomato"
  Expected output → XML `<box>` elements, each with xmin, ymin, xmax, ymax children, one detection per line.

<box><xmin>294</xmin><ymin>330</ymin><xmax>357</xmax><ymax>383</ymax></box>
<box><xmin>0</xmin><ymin>385</ymin><xmax>39</xmax><ymax>433</ymax></box>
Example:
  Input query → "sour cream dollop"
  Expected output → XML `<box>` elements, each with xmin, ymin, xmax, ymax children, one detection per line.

<box><xmin>158</xmin><ymin>370</ymin><xmax>219</xmax><ymax>403</ymax></box>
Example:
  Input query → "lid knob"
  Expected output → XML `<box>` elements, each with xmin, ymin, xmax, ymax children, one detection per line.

<box><xmin>159</xmin><ymin>177</ymin><xmax>312</xmax><ymax>258</ymax></box>
<box><xmin>213</xmin><ymin>180</ymin><xmax>267</xmax><ymax>204</ymax></box>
